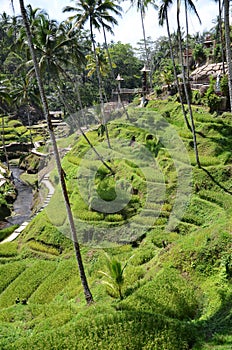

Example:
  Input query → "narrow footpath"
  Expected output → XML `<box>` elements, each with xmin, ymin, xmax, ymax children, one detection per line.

<box><xmin>1</xmin><ymin>173</ymin><xmax>54</xmax><ymax>243</ymax></box>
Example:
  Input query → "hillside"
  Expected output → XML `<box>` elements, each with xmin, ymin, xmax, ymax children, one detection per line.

<box><xmin>0</xmin><ymin>99</ymin><xmax>232</xmax><ymax>350</ymax></box>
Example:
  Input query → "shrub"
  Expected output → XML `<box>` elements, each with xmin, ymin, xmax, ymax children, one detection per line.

<box><xmin>130</xmin><ymin>246</ymin><xmax>155</xmax><ymax>266</ymax></box>
<box><xmin>204</xmin><ymin>77</ymin><xmax>222</xmax><ymax>113</ymax></box>
<box><xmin>192</xmin><ymin>89</ymin><xmax>202</xmax><ymax>105</ymax></box>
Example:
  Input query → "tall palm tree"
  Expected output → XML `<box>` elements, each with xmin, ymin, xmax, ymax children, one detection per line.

<box><xmin>18</xmin><ymin>0</ymin><xmax>93</xmax><ymax>305</ymax></box>
<box><xmin>159</xmin><ymin>0</ymin><xmax>191</xmax><ymax>130</ymax></box>
<box><xmin>176</xmin><ymin>0</ymin><xmax>200</xmax><ymax>167</ymax></box>
<box><xmin>224</xmin><ymin>0</ymin><xmax>232</xmax><ymax>112</ymax></box>
<box><xmin>12</xmin><ymin>74</ymin><xmax>40</xmax><ymax>144</ymax></box>
<box><xmin>63</xmin><ymin>0</ymin><xmax>120</xmax><ymax>148</ymax></box>
<box><xmin>98</xmin><ymin>3</ymin><xmax>131</xmax><ymax>120</ymax></box>
<box><xmin>22</xmin><ymin>11</ymin><xmax>114</xmax><ymax>173</ymax></box>
<box><xmin>184</xmin><ymin>0</ymin><xmax>201</xmax><ymax>79</ymax></box>
<box><xmin>129</xmin><ymin>0</ymin><xmax>157</xmax><ymax>90</ymax></box>
<box><xmin>0</xmin><ymin>78</ymin><xmax>11</xmax><ymax>171</ymax></box>
<box><xmin>159</xmin><ymin>0</ymin><xmax>200</xmax><ymax>165</ymax></box>
<box><xmin>213</xmin><ymin>0</ymin><xmax>225</xmax><ymax>74</ymax></box>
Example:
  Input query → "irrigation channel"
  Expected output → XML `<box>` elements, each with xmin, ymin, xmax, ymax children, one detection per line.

<box><xmin>0</xmin><ymin>166</ymin><xmax>33</xmax><ymax>230</ymax></box>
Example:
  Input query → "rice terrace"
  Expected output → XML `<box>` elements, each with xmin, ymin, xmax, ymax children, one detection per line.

<box><xmin>0</xmin><ymin>1</ymin><xmax>232</xmax><ymax>349</ymax></box>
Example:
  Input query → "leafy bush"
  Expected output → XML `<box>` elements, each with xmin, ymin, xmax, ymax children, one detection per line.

<box><xmin>130</xmin><ymin>246</ymin><xmax>155</xmax><ymax>266</ymax></box>
<box><xmin>96</xmin><ymin>177</ymin><xmax>117</xmax><ymax>201</ymax></box>
<box><xmin>204</xmin><ymin>77</ymin><xmax>222</xmax><ymax>113</ymax></box>
<box><xmin>192</xmin><ymin>89</ymin><xmax>202</xmax><ymax>105</ymax></box>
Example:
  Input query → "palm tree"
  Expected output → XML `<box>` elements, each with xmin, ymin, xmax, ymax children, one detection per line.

<box><xmin>0</xmin><ymin>78</ymin><xmax>11</xmax><ymax>171</ymax></box>
<box><xmin>63</xmin><ymin>0</ymin><xmax>120</xmax><ymax>148</ymax></box>
<box><xmin>18</xmin><ymin>0</ymin><xmax>93</xmax><ymax>305</ymax></box>
<box><xmin>213</xmin><ymin>0</ymin><xmax>225</xmax><ymax>74</ymax></box>
<box><xmin>98</xmin><ymin>2</ymin><xmax>131</xmax><ymax>120</ymax></box>
<box><xmin>129</xmin><ymin>0</ymin><xmax>157</xmax><ymax>90</ymax></box>
<box><xmin>12</xmin><ymin>74</ymin><xmax>40</xmax><ymax>144</ymax></box>
<box><xmin>184</xmin><ymin>0</ymin><xmax>201</xmax><ymax>79</ymax></box>
<box><xmin>176</xmin><ymin>0</ymin><xmax>200</xmax><ymax>167</ymax></box>
<box><xmin>22</xmin><ymin>10</ymin><xmax>114</xmax><ymax>173</ymax></box>
<box><xmin>159</xmin><ymin>0</ymin><xmax>191</xmax><ymax>130</ymax></box>
<box><xmin>224</xmin><ymin>0</ymin><xmax>232</xmax><ymax>112</ymax></box>
<box><xmin>99</xmin><ymin>253</ymin><xmax>131</xmax><ymax>300</ymax></box>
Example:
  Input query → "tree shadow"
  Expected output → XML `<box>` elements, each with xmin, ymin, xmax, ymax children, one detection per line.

<box><xmin>195</xmin><ymin>291</ymin><xmax>232</xmax><ymax>348</ymax></box>
<box><xmin>200</xmin><ymin>166</ymin><xmax>232</xmax><ymax>195</ymax></box>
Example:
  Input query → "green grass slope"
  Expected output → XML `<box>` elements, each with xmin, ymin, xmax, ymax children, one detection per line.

<box><xmin>0</xmin><ymin>99</ymin><xmax>231</xmax><ymax>350</ymax></box>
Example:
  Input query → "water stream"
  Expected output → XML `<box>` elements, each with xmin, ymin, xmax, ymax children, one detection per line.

<box><xmin>1</xmin><ymin>166</ymin><xmax>33</xmax><ymax>228</ymax></box>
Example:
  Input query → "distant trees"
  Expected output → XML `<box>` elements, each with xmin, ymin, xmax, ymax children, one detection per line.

<box><xmin>109</xmin><ymin>42</ymin><xmax>142</xmax><ymax>88</ymax></box>
<box><xmin>0</xmin><ymin>0</ymin><xmax>230</xmax><ymax>144</ymax></box>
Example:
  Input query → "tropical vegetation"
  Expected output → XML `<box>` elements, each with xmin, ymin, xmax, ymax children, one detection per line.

<box><xmin>0</xmin><ymin>0</ymin><xmax>232</xmax><ymax>349</ymax></box>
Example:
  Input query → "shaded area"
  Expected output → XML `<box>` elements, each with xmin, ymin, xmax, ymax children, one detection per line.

<box><xmin>195</xmin><ymin>292</ymin><xmax>232</xmax><ymax>348</ymax></box>
<box><xmin>200</xmin><ymin>166</ymin><xmax>232</xmax><ymax>195</ymax></box>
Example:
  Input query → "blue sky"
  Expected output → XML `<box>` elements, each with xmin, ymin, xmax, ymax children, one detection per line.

<box><xmin>2</xmin><ymin>0</ymin><xmax>219</xmax><ymax>46</ymax></box>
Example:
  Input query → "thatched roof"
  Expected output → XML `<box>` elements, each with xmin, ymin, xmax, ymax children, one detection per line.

<box><xmin>190</xmin><ymin>62</ymin><xmax>228</xmax><ymax>83</ymax></box>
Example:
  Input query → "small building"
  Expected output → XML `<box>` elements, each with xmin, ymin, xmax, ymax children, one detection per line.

<box><xmin>190</xmin><ymin>62</ymin><xmax>228</xmax><ymax>90</ymax></box>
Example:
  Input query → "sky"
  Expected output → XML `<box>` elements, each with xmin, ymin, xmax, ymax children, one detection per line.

<box><xmin>1</xmin><ymin>0</ymin><xmax>219</xmax><ymax>46</ymax></box>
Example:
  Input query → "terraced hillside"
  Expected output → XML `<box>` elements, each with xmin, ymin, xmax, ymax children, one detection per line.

<box><xmin>0</xmin><ymin>100</ymin><xmax>231</xmax><ymax>349</ymax></box>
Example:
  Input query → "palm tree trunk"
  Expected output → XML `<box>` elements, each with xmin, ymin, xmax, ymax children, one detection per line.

<box><xmin>184</xmin><ymin>0</ymin><xmax>190</xmax><ymax>80</ymax></box>
<box><xmin>177</xmin><ymin>0</ymin><xmax>200</xmax><ymax>167</ymax></box>
<box><xmin>57</xmin><ymin>77</ymin><xmax>114</xmax><ymax>174</ymax></box>
<box><xmin>165</xmin><ymin>10</ymin><xmax>191</xmax><ymax>131</ymax></box>
<box><xmin>224</xmin><ymin>0</ymin><xmax>232</xmax><ymax>112</ymax></box>
<box><xmin>140</xmin><ymin>6</ymin><xmax>152</xmax><ymax>92</ymax></box>
<box><xmin>218</xmin><ymin>0</ymin><xmax>225</xmax><ymax>74</ymax></box>
<box><xmin>1</xmin><ymin>115</ymin><xmax>10</xmax><ymax>171</ymax></box>
<box><xmin>27</xmin><ymin>106</ymin><xmax>33</xmax><ymax>145</ymax></box>
<box><xmin>19</xmin><ymin>0</ymin><xmax>93</xmax><ymax>305</ymax></box>
<box><xmin>90</xmin><ymin>20</ymin><xmax>111</xmax><ymax>149</ymax></box>
<box><xmin>102</xmin><ymin>26</ymin><xmax>130</xmax><ymax>120</ymax></box>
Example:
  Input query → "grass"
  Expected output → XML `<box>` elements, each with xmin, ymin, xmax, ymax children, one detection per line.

<box><xmin>0</xmin><ymin>260</ymin><xmax>57</xmax><ymax>308</ymax></box>
<box><xmin>0</xmin><ymin>242</ymin><xmax>18</xmax><ymax>257</ymax></box>
<box><xmin>0</xmin><ymin>225</ymin><xmax>19</xmax><ymax>242</ymax></box>
<box><xmin>0</xmin><ymin>99</ymin><xmax>232</xmax><ymax>349</ymax></box>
